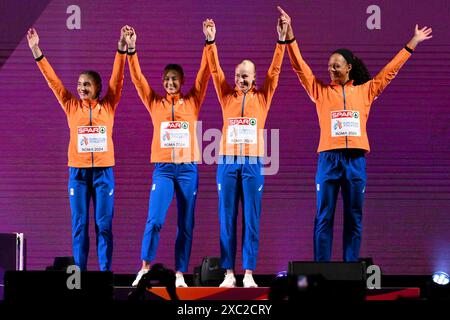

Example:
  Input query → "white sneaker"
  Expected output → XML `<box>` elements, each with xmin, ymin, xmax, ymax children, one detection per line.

<box><xmin>243</xmin><ymin>274</ymin><xmax>258</xmax><ymax>288</ymax></box>
<box><xmin>175</xmin><ymin>274</ymin><xmax>188</xmax><ymax>288</ymax></box>
<box><xmin>132</xmin><ymin>269</ymin><xmax>149</xmax><ymax>287</ymax></box>
<box><xmin>219</xmin><ymin>273</ymin><xmax>236</xmax><ymax>288</ymax></box>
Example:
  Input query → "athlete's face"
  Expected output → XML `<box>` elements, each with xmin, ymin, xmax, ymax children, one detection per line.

<box><xmin>235</xmin><ymin>61</ymin><xmax>256</xmax><ymax>93</ymax></box>
<box><xmin>163</xmin><ymin>70</ymin><xmax>184</xmax><ymax>95</ymax></box>
<box><xmin>77</xmin><ymin>74</ymin><xmax>99</xmax><ymax>100</ymax></box>
<box><xmin>328</xmin><ymin>53</ymin><xmax>352</xmax><ymax>84</ymax></box>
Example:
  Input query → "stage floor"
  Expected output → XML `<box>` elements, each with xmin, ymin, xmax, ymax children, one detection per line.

<box><xmin>113</xmin><ymin>286</ymin><xmax>421</xmax><ymax>301</ymax></box>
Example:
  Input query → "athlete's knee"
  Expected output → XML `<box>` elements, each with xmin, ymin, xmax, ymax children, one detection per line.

<box><xmin>73</xmin><ymin>222</ymin><xmax>88</xmax><ymax>234</ymax></box>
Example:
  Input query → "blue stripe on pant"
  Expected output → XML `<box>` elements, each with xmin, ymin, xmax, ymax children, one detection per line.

<box><xmin>68</xmin><ymin>167</ymin><xmax>114</xmax><ymax>271</ymax></box>
<box><xmin>217</xmin><ymin>156</ymin><xmax>264</xmax><ymax>271</ymax></box>
<box><xmin>141</xmin><ymin>163</ymin><xmax>198</xmax><ymax>273</ymax></box>
<box><xmin>314</xmin><ymin>149</ymin><xmax>366</xmax><ymax>262</ymax></box>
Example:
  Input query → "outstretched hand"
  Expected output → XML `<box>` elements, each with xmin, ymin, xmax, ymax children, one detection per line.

<box><xmin>27</xmin><ymin>27</ymin><xmax>43</xmax><ymax>59</ymax></box>
<box><xmin>203</xmin><ymin>19</ymin><xmax>216</xmax><ymax>41</ymax></box>
<box><xmin>413</xmin><ymin>25</ymin><xmax>433</xmax><ymax>43</ymax></box>
<box><xmin>27</xmin><ymin>28</ymin><xmax>39</xmax><ymax>49</ymax></box>
<box><xmin>407</xmin><ymin>24</ymin><xmax>432</xmax><ymax>50</ymax></box>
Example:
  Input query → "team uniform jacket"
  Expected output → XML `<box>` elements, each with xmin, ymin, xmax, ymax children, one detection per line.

<box><xmin>287</xmin><ymin>40</ymin><xmax>412</xmax><ymax>152</ymax></box>
<box><xmin>206</xmin><ymin>42</ymin><xmax>285</xmax><ymax>157</ymax></box>
<box><xmin>127</xmin><ymin>47</ymin><xmax>210</xmax><ymax>163</ymax></box>
<box><xmin>36</xmin><ymin>52</ymin><xmax>126</xmax><ymax>167</ymax></box>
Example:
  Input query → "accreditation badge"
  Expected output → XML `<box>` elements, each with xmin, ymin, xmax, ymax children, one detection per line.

<box><xmin>331</xmin><ymin>110</ymin><xmax>361</xmax><ymax>137</ymax></box>
<box><xmin>160</xmin><ymin>121</ymin><xmax>190</xmax><ymax>148</ymax></box>
<box><xmin>226</xmin><ymin>117</ymin><xmax>258</xmax><ymax>144</ymax></box>
<box><xmin>77</xmin><ymin>126</ymin><xmax>107</xmax><ymax>153</ymax></box>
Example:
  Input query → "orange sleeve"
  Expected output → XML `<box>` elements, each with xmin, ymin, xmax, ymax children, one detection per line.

<box><xmin>187</xmin><ymin>45</ymin><xmax>210</xmax><ymax>111</ymax></box>
<box><xmin>205</xmin><ymin>43</ymin><xmax>233</xmax><ymax>108</ymax></box>
<box><xmin>367</xmin><ymin>48</ymin><xmax>412</xmax><ymax>102</ymax></box>
<box><xmin>103</xmin><ymin>51</ymin><xmax>126</xmax><ymax>109</ymax></box>
<box><xmin>36</xmin><ymin>57</ymin><xmax>76</xmax><ymax>113</ymax></box>
<box><xmin>128</xmin><ymin>53</ymin><xmax>158</xmax><ymax>114</ymax></box>
<box><xmin>260</xmin><ymin>42</ymin><xmax>286</xmax><ymax>108</ymax></box>
<box><xmin>287</xmin><ymin>40</ymin><xmax>324</xmax><ymax>103</ymax></box>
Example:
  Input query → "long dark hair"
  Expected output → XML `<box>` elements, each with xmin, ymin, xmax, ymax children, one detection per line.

<box><xmin>333</xmin><ymin>49</ymin><xmax>371</xmax><ymax>85</ymax></box>
<box><xmin>80</xmin><ymin>70</ymin><xmax>102</xmax><ymax>98</ymax></box>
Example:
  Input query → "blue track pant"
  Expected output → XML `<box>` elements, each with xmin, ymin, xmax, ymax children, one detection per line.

<box><xmin>217</xmin><ymin>156</ymin><xmax>264</xmax><ymax>271</ymax></box>
<box><xmin>68</xmin><ymin>167</ymin><xmax>114</xmax><ymax>271</ymax></box>
<box><xmin>314</xmin><ymin>149</ymin><xmax>366</xmax><ymax>262</ymax></box>
<box><xmin>141</xmin><ymin>163</ymin><xmax>198</xmax><ymax>273</ymax></box>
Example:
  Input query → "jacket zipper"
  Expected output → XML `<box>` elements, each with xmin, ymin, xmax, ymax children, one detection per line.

<box><xmin>171</xmin><ymin>99</ymin><xmax>176</xmax><ymax>162</ymax></box>
<box><xmin>89</xmin><ymin>102</ymin><xmax>94</xmax><ymax>167</ymax></box>
<box><xmin>342</xmin><ymin>85</ymin><xmax>348</xmax><ymax>149</ymax></box>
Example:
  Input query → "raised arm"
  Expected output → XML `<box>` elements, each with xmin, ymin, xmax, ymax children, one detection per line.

<box><xmin>187</xmin><ymin>43</ymin><xmax>210</xmax><ymax>111</ymax></box>
<box><xmin>278</xmin><ymin>7</ymin><xmax>324</xmax><ymax>103</ymax></box>
<box><xmin>260</xmin><ymin>16</ymin><xmax>287</xmax><ymax>107</ymax></box>
<box><xmin>126</xmin><ymin>26</ymin><xmax>158</xmax><ymax>113</ymax></box>
<box><xmin>103</xmin><ymin>26</ymin><xmax>127</xmax><ymax>109</ymax></box>
<box><xmin>368</xmin><ymin>25</ymin><xmax>433</xmax><ymax>101</ymax></box>
<box><xmin>27</xmin><ymin>28</ymin><xmax>75</xmax><ymax>112</ymax></box>
<box><xmin>204</xmin><ymin>19</ymin><xmax>233</xmax><ymax>107</ymax></box>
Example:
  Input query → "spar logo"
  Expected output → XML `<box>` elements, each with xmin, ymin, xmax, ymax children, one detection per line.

<box><xmin>164</xmin><ymin>122</ymin><xmax>189</xmax><ymax>129</ymax></box>
<box><xmin>229</xmin><ymin>118</ymin><xmax>257</xmax><ymax>126</ymax></box>
<box><xmin>77</xmin><ymin>126</ymin><xmax>106</xmax><ymax>134</ymax></box>
<box><xmin>332</xmin><ymin>111</ymin><xmax>356</xmax><ymax>119</ymax></box>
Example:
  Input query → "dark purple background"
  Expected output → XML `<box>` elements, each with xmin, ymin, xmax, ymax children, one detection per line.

<box><xmin>0</xmin><ymin>0</ymin><xmax>449</xmax><ymax>275</ymax></box>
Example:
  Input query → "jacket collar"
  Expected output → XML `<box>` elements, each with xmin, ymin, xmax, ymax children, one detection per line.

<box><xmin>234</xmin><ymin>85</ymin><xmax>257</xmax><ymax>96</ymax></box>
<box><xmin>164</xmin><ymin>92</ymin><xmax>184</xmax><ymax>104</ymax></box>
<box><xmin>81</xmin><ymin>98</ymin><xmax>100</xmax><ymax>108</ymax></box>
<box><xmin>330</xmin><ymin>79</ymin><xmax>354</xmax><ymax>87</ymax></box>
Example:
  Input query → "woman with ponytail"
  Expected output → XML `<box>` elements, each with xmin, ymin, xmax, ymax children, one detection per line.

<box><xmin>278</xmin><ymin>7</ymin><xmax>432</xmax><ymax>262</ymax></box>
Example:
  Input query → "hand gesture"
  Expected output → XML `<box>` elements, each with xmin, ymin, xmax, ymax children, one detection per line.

<box><xmin>277</xmin><ymin>6</ymin><xmax>294</xmax><ymax>40</ymax></box>
<box><xmin>27</xmin><ymin>28</ymin><xmax>39</xmax><ymax>49</ymax></box>
<box><xmin>203</xmin><ymin>19</ymin><xmax>216</xmax><ymax>41</ymax></box>
<box><xmin>277</xmin><ymin>17</ymin><xmax>288</xmax><ymax>41</ymax></box>
<box><xmin>125</xmin><ymin>26</ymin><xmax>137</xmax><ymax>49</ymax></box>
<box><xmin>118</xmin><ymin>25</ymin><xmax>131</xmax><ymax>51</ymax></box>
<box><xmin>277</xmin><ymin>6</ymin><xmax>291</xmax><ymax>26</ymax></box>
<box><xmin>407</xmin><ymin>24</ymin><xmax>432</xmax><ymax>49</ymax></box>
<box><xmin>413</xmin><ymin>25</ymin><xmax>433</xmax><ymax>43</ymax></box>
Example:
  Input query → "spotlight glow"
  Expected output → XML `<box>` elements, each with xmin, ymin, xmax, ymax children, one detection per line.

<box><xmin>276</xmin><ymin>271</ymin><xmax>287</xmax><ymax>278</ymax></box>
<box><xmin>432</xmin><ymin>271</ymin><xmax>450</xmax><ymax>285</ymax></box>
